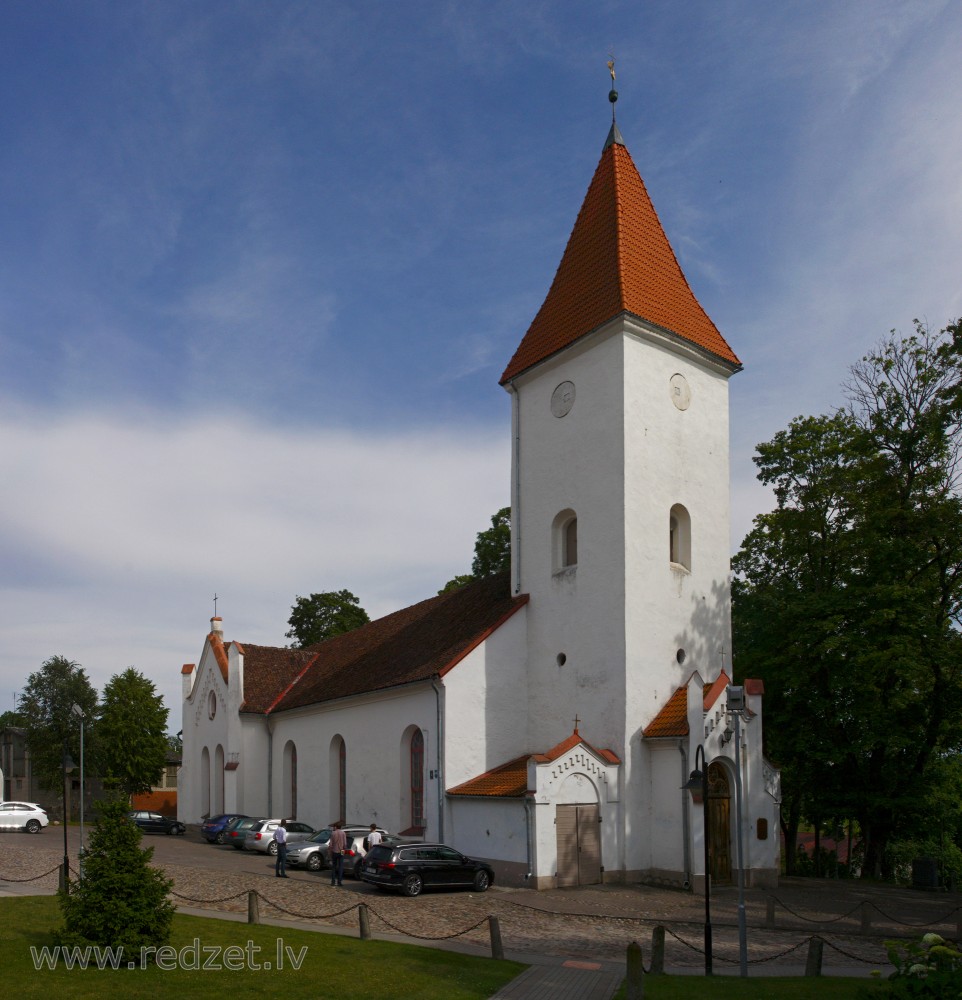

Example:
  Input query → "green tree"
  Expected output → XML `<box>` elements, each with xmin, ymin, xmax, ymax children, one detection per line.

<box><xmin>96</xmin><ymin>668</ymin><xmax>169</xmax><ymax>797</ymax></box>
<box><xmin>286</xmin><ymin>589</ymin><xmax>370</xmax><ymax>648</ymax></box>
<box><xmin>18</xmin><ymin>655</ymin><xmax>98</xmax><ymax>791</ymax></box>
<box><xmin>57</xmin><ymin>797</ymin><xmax>174</xmax><ymax>962</ymax></box>
<box><xmin>0</xmin><ymin>709</ymin><xmax>24</xmax><ymax>727</ymax></box>
<box><xmin>733</xmin><ymin>320</ymin><xmax>962</xmax><ymax>878</ymax></box>
<box><xmin>440</xmin><ymin>506</ymin><xmax>511</xmax><ymax>592</ymax></box>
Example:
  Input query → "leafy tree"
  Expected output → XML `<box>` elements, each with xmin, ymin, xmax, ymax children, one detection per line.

<box><xmin>0</xmin><ymin>709</ymin><xmax>24</xmax><ymax>728</ymax></box>
<box><xmin>57</xmin><ymin>797</ymin><xmax>174</xmax><ymax>962</ymax></box>
<box><xmin>96</xmin><ymin>668</ymin><xmax>169</xmax><ymax>797</ymax></box>
<box><xmin>471</xmin><ymin>506</ymin><xmax>511</xmax><ymax>577</ymax></box>
<box><xmin>733</xmin><ymin>320</ymin><xmax>962</xmax><ymax>878</ymax></box>
<box><xmin>440</xmin><ymin>506</ymin><xmax>511</xmax><ymax>592</ymax></box>
<box><xmin>286</xmin><ymin>589</ymin><xmax>370</xmax><ymax>648</ymax></box>
<box><xmin>18</xmin><ymin>655</ymin><xmax>98</xmax><ymax>791</ymax></box>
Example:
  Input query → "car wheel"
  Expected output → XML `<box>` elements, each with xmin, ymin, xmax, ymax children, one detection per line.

<box><xmin>166</xmin><ymin>826</ymin><xmax>174</xmax><ymax>835</ymax></box>
<box><xmin>268</xmin><ymin>841</ymin><xmax>278</xmax><ymax>856</ymax></box>
<box><xmin>216</xmin><ymin>832</ymin><xmax>226</xmax><ymax>845</ymax></box>
<box><xmin>473</xmin><ymin>870</ymin><xmax>490</xmax><ymax>892</ymax></box>
<box><xmin>353</xmin><ymin>859</ymin><xmax>363</xmax><ymax>880</ymax></box>
<box><xmin>402</xmin><ymin>873</ymin><xmax>423</xmax><ymax>897</ymax></box>
<box><xmin>307</xmin><ymin>853</ymin><xmax>322</xmax><ymax>872</ymax></box>
<box><xmin>25</xmin><ymin>819</ymin><xmax>41</xmax><ymax>834</ymax></box>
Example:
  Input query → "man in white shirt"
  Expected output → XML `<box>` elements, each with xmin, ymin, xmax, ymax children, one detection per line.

<box><xmin>274</xmin><ymin>820</ymin><xmax>289</xmax><ymax>878</ymax></box>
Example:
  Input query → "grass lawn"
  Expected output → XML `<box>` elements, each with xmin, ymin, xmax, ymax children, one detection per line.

<box><xmin>0</xmin><ymin>896</ymin><xmax>889</xmax><ymax>999</ymax></box>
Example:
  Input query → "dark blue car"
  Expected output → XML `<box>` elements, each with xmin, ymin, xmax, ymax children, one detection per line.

<box><xmin>201</xmin><ymin>813</ymin><xmax>248</xmax><ymax>844</ymax></box>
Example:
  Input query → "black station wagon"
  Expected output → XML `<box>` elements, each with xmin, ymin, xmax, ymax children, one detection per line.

<box><xmin>359</xmin><ymin>842</ymin><xmax>494</xmax><ymax>897</ymax></box>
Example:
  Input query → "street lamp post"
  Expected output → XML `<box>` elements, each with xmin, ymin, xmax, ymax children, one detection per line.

<box><xmin>60</xmin><ymin>743</ymin><xmax>75</xmax><ymax>890</ymax></box>
<box><xmin>683</xmin><ymin>744</ymin><xmax>712</xmax><ymax>975</ymax></box>
<box><xmin>729</xmin><ymin>686</ymin><xmax>749</xmax><ymax>977</ymax></box>
<box><xmin>71</xmin><ymin>705</ymin><xmax>86</xmax><ymax>878</ymax></box>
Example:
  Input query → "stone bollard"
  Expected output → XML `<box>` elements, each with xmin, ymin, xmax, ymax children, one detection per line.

<box><xmin>247</xmin><ymin>890</ymin><xmax>260</xmax><ymax>924</ymax></box>
<box><xmin>805</xmin><ymin>937</ymin><xmax>823</xmax><ymax>977</ymax></box>
<box><xmin>626</xmin><ymin>941</ymin><xmax>645</xmax><ymax>1000</ymax></box>
<box><xmin>860</xmin><ymin>900</ymin><xmax>872</xmax><ymax>934</ymax></box>
<box><xmin>649</xmin><ymin>926</ymin><xmax>665</xmax><ymax>975</ymax></box>
<box><xmin>766</xmin><ymin>895</ymin><xmax>776</xmax><ymax>928</ymax></box>
<box><xmin>488</xmin><ymin>915</ymin><xmax>504</xmax><ymax>960</ymax></box>
<box><xmin>358</xmin><ymin>903</ymin><xmax>371</xmax><ymax>940</ymax></box>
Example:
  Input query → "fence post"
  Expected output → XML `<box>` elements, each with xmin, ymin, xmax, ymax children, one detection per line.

<box><xmin>247</xmin><ymin>890</ymin><xmax>260</xmax><ymax>924</ymax></box>
<box><xmin>805</xmin><ymin>937</ymin><xmax>823</xmax><ymax>977</ymax></box>
<box><xmin>59</xmin><ymin>862</ymin><xmax>69</xmax><ymax>894</ymax></box>
<box><xmin>766</xmin><ymin>896</ymin><xmax>776</xmax><ymax>928</ymax></box>
<box><xmin>649</xmin><ymin>926</ymin><xmax>665</xmax><ymax>975</ymax></box>
<box><xmin>488</xmin><ymin>915</ymin><xmax>504</xmax><ymax>960</ymax></box>
<box><xmin>860</xmin><ymin>901</ymin><xmax>872</xmax><ymax>934</ymax></box>
<box><xmin>626</xmin><ymin>941</ymin><xmax>645</xmax><ymax>1000</ymax></box>
<box><xmin>358</xmin><ymin>903</ymin><xmax>371</xmax><ymax>940</ymax></box>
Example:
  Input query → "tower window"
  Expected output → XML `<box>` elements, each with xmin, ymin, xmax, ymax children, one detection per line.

<box><xmin>669</xmin><ymin>504</ymin><xmax>691</xmax><ymax>570</ymax></box>
<box><xmin>552</xmin><ymin>509</ymin><xmax>578</xmax><ymax>572</ymax></box>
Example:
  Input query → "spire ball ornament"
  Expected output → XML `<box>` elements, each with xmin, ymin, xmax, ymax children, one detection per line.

<box><xmin>607</xmin><ymin>57</ymin><xmax>618</xmax><ymax>112</ymax></box>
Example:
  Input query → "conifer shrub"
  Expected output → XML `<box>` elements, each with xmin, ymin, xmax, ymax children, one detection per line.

<box><xmin>56</xmin><ymin>797</ymin><xmax>175</xmax><ymax>963</ymax></box>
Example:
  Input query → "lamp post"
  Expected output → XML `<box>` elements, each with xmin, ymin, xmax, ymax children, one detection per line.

<box><xmin>71</xmin><ymin>704</ymin><xmax>85</xmax><ymax>878</ymax></box>
<box><xmin>728</xmin><ymin>686</ymin><xmax>749</xmax><ymax>977</ymax></box>
<box><xmin>60</xmin><ymin>743</ymin><xmax>75</xmax><ymax>890</ymax></box>
<box><xmin>683</xmin><ymin>744</ymin><xmax>712</xmax><ymax>975</ymax></box>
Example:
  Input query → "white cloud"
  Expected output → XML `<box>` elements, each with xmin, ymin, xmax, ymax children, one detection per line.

<box><xmin>0</xmin><ymin>410</ymin><xmax>509</xmax><ymax>724</ymax></box>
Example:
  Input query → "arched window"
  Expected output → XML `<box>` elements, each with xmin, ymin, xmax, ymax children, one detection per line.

<box><xmin>410</xmin><ymin>729</ymin><xmax>424</xmax><ymax>832</ymax></box>
<box><xmin>669</xmin><ymin>503</ymin><xmax>691</xmax><ymax>570</ymax></box>
<box><xmin>282</xmin><ymin>741</ymin><xmax>297</xmax><ymax>819</ymax></box>
<box><xmin>329</xmin><ymin>735</ymin><xmax>346</xmax><ymax>824</ymax></box>
<box><xmin>552</xmin><ymin>509</ymin><xmax>578</xmax><ymax>572</ymax></box>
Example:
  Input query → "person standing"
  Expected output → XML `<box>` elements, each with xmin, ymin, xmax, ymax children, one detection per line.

<box><xmin>274</xmin><ymin>819</ymin><xmax>289</xmax><ymax>878</ymax></box>
<box><xmin>365</xmin><ymin>823</ymin><xmax>382</xmax><ymax>851</ymax></box>
<box><xmin>329</xmin><ymin>821</ymin><xmax>347</xmax><ymax>886</ymax></box>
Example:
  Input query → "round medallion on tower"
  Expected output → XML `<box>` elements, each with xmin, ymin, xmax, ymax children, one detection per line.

<box><xmin>669</xmin><ymin>373</ymin><xmax>691</xmax><ymax>410</ymax></box>
<box><xmin>550</xmin><ymin>380</ymin><xmax>576</xmax><ymax>417</ymax></box>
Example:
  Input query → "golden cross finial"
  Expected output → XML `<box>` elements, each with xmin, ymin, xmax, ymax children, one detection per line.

<box><xmin>607</xmin><ymin>57</ymin><xmax>616</xmax><ymax>83</ymax></box>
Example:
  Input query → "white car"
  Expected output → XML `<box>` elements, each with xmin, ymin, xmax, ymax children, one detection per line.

<box><xmin>243</xmin><ymin>818</ymin><xmax>315</xmax><ymax>854</ymax></box>
<box><xmin>0</xmin><ymin>801</ymin><xmax>49</xmax><ymax>833</ymax></box>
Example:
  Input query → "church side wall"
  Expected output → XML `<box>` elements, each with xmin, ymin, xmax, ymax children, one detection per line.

<box><xmin>445</xmin><ymin>798</ymin><xmax>529</xmax><ymax>887</ymax></box>
<box><xmin>266</xmin><ymin>685</ymin><xmax>438</xmax><ymax>837</ymax></box>
<box><xmin>442</xmin><ymin>608</ymin><xmax>528</xmax><ymax>788</ymax></box>
<box><xmin>179</xmin><ymin>649</ymin><xmax>230</xmax><ymax>823</ymax></box>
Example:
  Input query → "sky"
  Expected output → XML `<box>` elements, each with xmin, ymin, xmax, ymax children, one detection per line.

<box><xmin>2</xmin><ymin>1</ymin><xmax>961</xmax><ymax>729</ymax></box>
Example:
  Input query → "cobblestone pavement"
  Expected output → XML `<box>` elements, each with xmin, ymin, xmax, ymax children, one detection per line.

<box><xmin>4</xmin><ymin>838</ymin><xmax>961</xmax><ymax>975</ymax></box>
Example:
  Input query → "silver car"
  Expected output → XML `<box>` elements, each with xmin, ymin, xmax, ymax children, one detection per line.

<box><xmin>0</xmin><ymin>801</ymin><xmax>49</xmax><ymax>833</ymax></box>
<box><xmin>243</xmin><ymin>818</ymin><xmax>315</xmax><ymax>855</ymax></box>
<box><xmin>287</xmin><ymin>826</ymin><xmax>395</xmax><ymax>878</ymax></box>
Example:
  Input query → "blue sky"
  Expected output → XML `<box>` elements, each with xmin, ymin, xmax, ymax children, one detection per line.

<box><xmin>2</xmin><ymin>1</ymin><xmax>960</xmax><ymax>725</ymax></box>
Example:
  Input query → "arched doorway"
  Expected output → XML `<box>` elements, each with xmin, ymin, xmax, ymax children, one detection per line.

<box><xmin>707</xmin><ymin>761</ymin><xmax>732</xmax><ymax>886</ymax></box>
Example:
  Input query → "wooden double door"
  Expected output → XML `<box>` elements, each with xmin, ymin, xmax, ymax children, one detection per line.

<box><xmin>707</xmin><ymin>762</ymin><xmax>732</xmax><ymax>886</ymax></box>
<box><xmin>556</xmin><ymin>803</ymin><xmax>602</xmax><ymax>887</ymax></box>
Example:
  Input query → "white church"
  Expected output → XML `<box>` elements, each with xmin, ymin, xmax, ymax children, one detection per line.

<box><xmin>180</xmin><ymin>110</ymin><xmax>781</xmax><ymax>891</ymax></box>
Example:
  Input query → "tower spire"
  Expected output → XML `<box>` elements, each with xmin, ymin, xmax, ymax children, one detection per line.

<box><xmin>604</xmin><ymin>56</ymin><xmax>624</xmax><ymax>150</ymax></box>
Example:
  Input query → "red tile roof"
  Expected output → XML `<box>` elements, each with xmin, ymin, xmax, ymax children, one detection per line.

<box><xmin>448</xmin><ymin>728</ymin><xmax>620</xmax><ymax>798</ymax></box>
<box><xmin>216</xmin><ymin>572</ymin><xmax>527</xmax><ymax>715</ymax></box>
<box><xmin>642</xmin><ymin>685</ymin><xmax>689</xmax><ymax>738</ymax></box>
<box><xmin>500</xmin><ymin>134</ymin><xmax>740</xmax><ymax>384</ymax></box>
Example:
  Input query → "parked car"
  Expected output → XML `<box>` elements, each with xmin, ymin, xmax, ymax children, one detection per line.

<box><xmin>0</xmin><ymin>801</ymin><xmax>49</xmax><ymax>833</ymax></box>
<box><xmin>127</xmin><ymin>810</ymin><xmax>186</xmax><ymax>835</ymax></box>
<box><xmin>201</xmin><ymin>813</ymin><xmax>249</xmax><ymax>844</ymax></box>
<box><xmin>287</xmin><ymin>825</ymin><xmax>395</xmax><ymax>877</ymax></box>
<box><xmin>243</xmin><ymin>818</ymin><xmax>315</xmax><ymax>855</ymax></box>
<box><xmin>222</xmin><ymin>815</ymin><xmax>264</xmax><ymax>849</ymax></box>
<box><xmin>360</xmin><ymin>842</ymin><xmax>494</xmax><ymax>897</ymax></box>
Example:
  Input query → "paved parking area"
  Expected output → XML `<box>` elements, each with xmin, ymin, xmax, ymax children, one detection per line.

<box><xmin>3</xmin><ymin>826</ymin><xmax>958</xmax><ymax>977</ymax></box>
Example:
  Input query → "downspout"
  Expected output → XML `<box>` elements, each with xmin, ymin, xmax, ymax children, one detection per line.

<box><xmin>432</xmin><ymin>679</ymin><xmax>444</xmax><ymax>844</ymax></box>
<box><xmin>679</xmin><ymin>741</ymin><xmax>692</xmax><ymax>889</ymax></box>
<box><xmin>523</xmin><ymin>791</ymin><xmax>535</xmax><ymax>881</ymax></box>
<box><xmin>266</xmin><ymin>714</ymin><xmax>275</xmax><ymax>817</ymax></box>
<box><xmin>508</xmin><ymin>382</ymin><xmax>522</xmax><ymax>595</ymax></box>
